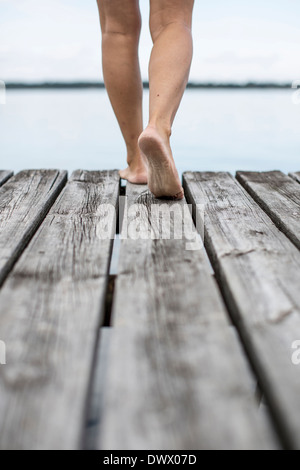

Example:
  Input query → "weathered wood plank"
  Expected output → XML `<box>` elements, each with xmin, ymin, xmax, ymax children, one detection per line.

<box><xmin>0</xmin><ymin>170</ymin><xmax>67</xmax><ymax>286</ymax></box>
<box><xmin>0</xmin><ymin>170</ymin><xmax>119</xmax><ymax>450</ymax></box>
<box><xmin>289</xmin><ymin>172</ymin><xmax>300</xmax><ymax>184</ymax></box>
<box><xmin>183</xmin><ymin>171</ymin><xmax>300</xmax><ymax>449</ymax></box>
<box><xmin>99</xmin><ymin>184</ymin><xmax>278</xmax><ymax>450</ymax></box>
<box><xmin>0</xmin><ymin>171</ymin><xmax>13</xmax><ymax>187</ymax></box>
<box><xmin>236</xmin><ymin>171</ymin><xmax>300</xmax><ymax>250</ymax></box>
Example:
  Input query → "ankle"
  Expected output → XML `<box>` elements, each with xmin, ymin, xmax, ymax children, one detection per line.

<box><xmin>146</xmin><ymin>121</ymin><xmax>172</xmax><ymax>139</ymax></box>
<box><xmin>126</xmin><ymin>153</ymin><xmax>146</xmax><ymax>170</ymax></box>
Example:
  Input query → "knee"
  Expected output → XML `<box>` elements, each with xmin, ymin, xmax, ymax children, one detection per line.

<box><xmin>102</xmin><ymin>15</ymin><xmax>141</xmax><ymax>41</ymax></box>
<box><xmin>149</xmin><ymin>19</ymin><xmax>191</xmax><ymax>43</ymax></box>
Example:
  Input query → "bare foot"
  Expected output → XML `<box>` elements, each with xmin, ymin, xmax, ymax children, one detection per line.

<box><xmin>138</xmin><ymin>126</ymin><xmax>184</xmax><ymax>200</ymax></box>
<box><xmin>119</xmin><ymin>165</ymin><xmax>148</xmax><ymax>184</ymax></box>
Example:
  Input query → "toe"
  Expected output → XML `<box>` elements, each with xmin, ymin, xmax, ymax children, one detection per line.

<box><xmin>172</xmin><ymin>188</ymin><xmax>184</xmax><ymax>200</ymax></box>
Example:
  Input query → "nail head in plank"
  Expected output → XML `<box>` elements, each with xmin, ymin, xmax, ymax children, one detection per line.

<box><xmin>0</xmin><ymin>170</ymin><xmax>120</xmax><ymax>450</ymax></box>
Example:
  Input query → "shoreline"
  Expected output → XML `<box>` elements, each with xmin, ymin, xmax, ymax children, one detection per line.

<box><xmin>4</xmin><ymin>81</ymin><xmax>293</xmax><ymax>90</ymax></box>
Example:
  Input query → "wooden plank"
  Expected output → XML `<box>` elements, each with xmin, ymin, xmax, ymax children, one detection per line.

<box><xmin>183</xmin><ymin>171</ymin><xmax>300</xmax><ymax>449</ymax></box>
<box><xmin>0</xmin><ymin>171</ymin><xmax>13</xmax><ymax>187</ymax></box>
<box><xmin>236</xmin><ymin>171</ymin><xmax>300</xmax><ymax>250</ymax></box>
<box><xmin>0</xmin><ymin>170</ymin><xmax>67</xmax><ymax>287</ymax></box>
<box><xmin>0</xmin><ymin>170</ymin><xmax>120</xmax><ymax>450</ymax></box>
<box><xmin>289</xmin><ymin>172</ymin><xmax>300</xmax><ymax>184</ymax></box>
<box><xmin>99</xmin><ymin>184</ymin><xmax>278</xmax><ymax>450</ymax></box>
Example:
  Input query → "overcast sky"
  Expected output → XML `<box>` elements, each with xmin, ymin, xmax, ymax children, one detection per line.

<box><xmin>0</xmin><ymin>0</ymin><xmax>300</xmax><ymax>83</ymax></box>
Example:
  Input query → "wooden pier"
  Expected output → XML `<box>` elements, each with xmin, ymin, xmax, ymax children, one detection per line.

<box><xmin>0</xmin><ymin>169</ymin><xmax>300</xmax><ymax>450</ymax></box>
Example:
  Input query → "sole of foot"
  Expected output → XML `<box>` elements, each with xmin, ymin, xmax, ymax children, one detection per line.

<box><xmin>138</xmin><ymin>126</ymin><xmax>184</xmax><ymax>200</ymax></box>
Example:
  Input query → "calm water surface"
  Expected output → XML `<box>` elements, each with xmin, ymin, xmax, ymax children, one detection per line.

<box><xmin>1</xmin><ymin>89</ymin><xmax>299</xmax><ymax>175</ymax></box>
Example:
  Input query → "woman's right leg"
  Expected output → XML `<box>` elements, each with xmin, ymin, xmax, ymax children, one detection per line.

<box><xmin>138</xmin><ymin>0</ymin><xmax>194</xmax><ymax>199</ymax></box>
<box><xmin>97</xmin><ymin>0</ymin><xmax>147</xmax><ymax>183</ymax></box>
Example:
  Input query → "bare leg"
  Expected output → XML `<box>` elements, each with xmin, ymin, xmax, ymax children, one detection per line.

<box><xmin>138</xmin><ymin>0</ymin><xmax>194</xmax><ymax>199</ymax></box>
<box><xmin>97</xmin><ymin>0</ymin><xmax>147</xmax><ymax>183</ymax></box>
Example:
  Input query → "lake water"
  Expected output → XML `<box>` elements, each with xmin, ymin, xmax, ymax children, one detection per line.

<box><xmin>1</xmin><ymin>89</ymin><xmax>299</xmax><ymax>175</ymax></box>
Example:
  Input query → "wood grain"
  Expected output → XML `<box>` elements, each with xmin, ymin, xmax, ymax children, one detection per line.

<box><xmin>0</xmin><ymin>170</ymin><xmax>119</xmax><ymax>450</ymax></box>
<box><xmin>0</xmin><ymin>171</ymin><xmax>13</xmax><ymax>187</ymax></box>
<box><xmin>0</xmin><ymin>170</ymin><xmax>67</xmax><ymax>286</ymax></box>
<box><xmin>99</xmin><ymin>183</ymin><xmax>278</xmax><ymax>450</ymax></box>
<box><xmin>236</xmin><ymin>171</ymin><xmax>300</xmax><ymax>250</ymax></box>
<box><xmin>183</xmin><ymin>171</ymin><xmax>300</xmax><ymax>449</ymax></box>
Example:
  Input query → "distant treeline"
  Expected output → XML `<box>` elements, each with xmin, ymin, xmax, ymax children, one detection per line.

<box><xmin>5</xmin><ymin>81</ymin><xmax>292</xmax><ymax>89</ymax></box>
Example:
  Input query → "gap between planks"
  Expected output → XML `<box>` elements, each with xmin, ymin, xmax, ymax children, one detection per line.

<box><xmin>289</xmin><ymin>172</ymin><xmax>300</xmax><ymax>184</ymax></box>
<box><xmin>0</xmin><ymin>171</ymin><xmax>13</xmax><ymax>187</ymax></box>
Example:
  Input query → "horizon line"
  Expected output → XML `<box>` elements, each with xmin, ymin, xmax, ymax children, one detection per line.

<box><xmin>4</xmin><ymin>81</ymin><xmax>292</xmax><ymax>90</ymax></box>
